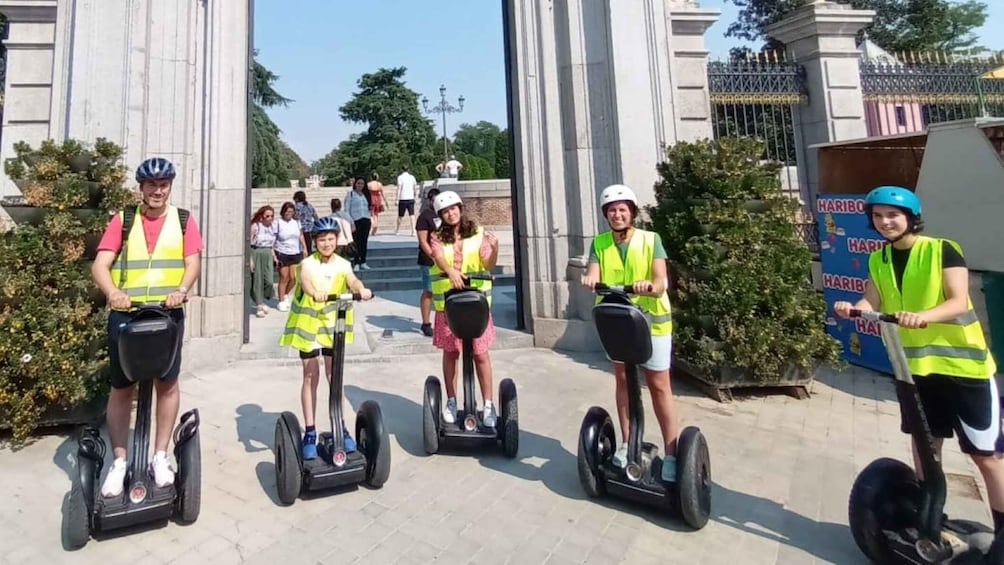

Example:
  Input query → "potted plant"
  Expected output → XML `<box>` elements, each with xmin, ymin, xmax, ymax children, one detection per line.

<box><xmin>647</xmin><ymin>137</ymin><xmax>842</xmax><ymax>401</ymax></box>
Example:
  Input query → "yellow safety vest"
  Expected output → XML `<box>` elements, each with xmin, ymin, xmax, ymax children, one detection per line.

<box><xmin>280</xmin><ymin>253</ymin><xmax>355</xmax><ymax>352</ymax></box>
<box><xmin>594</xmin><ymin>229</ymin><xmax>673</xmax><ymax>336</ymax></box>
<box><xmin>868</xmin><ymin>236</ymin><xmax>996</xmax><ymax>379</ymax></box>
<box><xmin>430</xmin><ymin>227</ymin><xmax>492</xmax><ymax>312</ymax></box>
<box><xmin>111</xmin><ymin>206</ymin><xmax>186</xmax><ymax>308</ymax></box>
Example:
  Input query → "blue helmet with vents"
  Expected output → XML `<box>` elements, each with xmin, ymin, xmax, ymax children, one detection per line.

<box><xmin>313</xmin><ymin>216</ymin><xmax>341</xmax><ymax>236</ymax></box>
<box><xmin>135</xmin><ymin>157</ymin><xmax>176</xmax><ymax>183</ymax></box>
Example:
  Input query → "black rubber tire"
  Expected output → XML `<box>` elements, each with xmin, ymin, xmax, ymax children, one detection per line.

<box><xmin>64</xmin><ymin>456</ymin><xmax>94</xmax><ymax>550</ymax></box>
<box><xmin>848</xmin><ymin>457</ymin><xmax>920</xmax><ymax>564</ymax></box>
<box><xmin>499</xmin><ymin>378</ymin><xmax>519</xmax><ymax>458</ymax></box>
<box><xmin>675</xmin><ymin>426</ymin><xmax>711</xmax><ymax>530</ymax></box>
<box><xmin>358</xmin><ymin>400</ymin><xmax>391</xmax><ymax>488</ymax></box>
<box><xmin>174</xmin><ymin>431</ymin><xmax>202</xmax><ymax>524</ymax></box>
<box><xmin>423</xmin><ymin>376</ymin><xmax>441</xmax><ymax>455</ymax></box>
<box><xmin>274</xmin><ymin>411</ymin><xmax>303</xmax><ymax>505</ymax></box>
<box><xmin>577</xmin><ymin>406</ymin><xmax>615</xmax><ymax>498</ymax></box>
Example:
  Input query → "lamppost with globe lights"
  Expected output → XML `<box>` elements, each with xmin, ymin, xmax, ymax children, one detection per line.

<box><xmin>422</xmin><ymin>84</ymin><xmax>465</xmax><ymax>163</ymax></box>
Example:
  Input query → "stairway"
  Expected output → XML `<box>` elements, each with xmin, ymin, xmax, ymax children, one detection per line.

<box><xmin>355</xmin><ymin>241</ymin><xmax>515</xmax><ymax>292</ymax></box>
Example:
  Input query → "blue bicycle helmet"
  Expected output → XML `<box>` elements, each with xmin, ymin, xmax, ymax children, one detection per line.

<box><xmin>864</xmin><ymin>186</ymin><xmax>921</xmax><ymax>216</ymax></box>
<box><xmin>313</xmin><ymin>216</ymin><xmax>341</xmax><ymax>236</ymax></box>
<box><xmin>135</xmin><ymin>157</ymin><xmax>176</xmax><ymax>183</ymax></box>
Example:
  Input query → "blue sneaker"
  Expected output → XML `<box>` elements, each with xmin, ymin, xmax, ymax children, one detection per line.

<box><xmin>342</xmin><ymin>425</ymin><xmax>357</xmax><ymax>453</ymax></box>
<box><xmin>302</xmin><ymin>430</ymin><xmax>318</xmax><ymax>460</ymax></box>
<box><xmin>661</xmin><ymin>455</ymin><xmax>677</xmax><ymax>483</ymax></box>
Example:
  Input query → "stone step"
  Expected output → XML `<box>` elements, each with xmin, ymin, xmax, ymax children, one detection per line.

<box><xmin>355</xmin><ymin>272</ymin><xmax>516</xmax><ymax>292</ymax></box>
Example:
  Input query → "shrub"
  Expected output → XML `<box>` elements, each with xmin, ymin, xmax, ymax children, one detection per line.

<box><xmin>646</xmin><ymin>137</ymin><xmax>842</xmax><ymax>384</ymax></box>
<box><xmin>0</xmin><ymin>138</ymin><xmax>136</xmax><ymax>443</ymax></box>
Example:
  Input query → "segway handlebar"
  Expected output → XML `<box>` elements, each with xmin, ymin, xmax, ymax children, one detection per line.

<box><xmin>592</xmin><ymin>282</ymin><xmax>654</xmax><ymax>296</ymax></box>
<box><xmin>438</xmin><ymin>273</ymin><xmax>495</xmax><ymax>282</ymax></box>
<box><xmin>326</xmin><ymin>293</ymin><xmax>366</xmax><ymax>302</ymax></box>
<box><xmin>128</xmin><ymin>298</ymin><xmax>188</xmax><ymax>310</ymax></box>
<box><xmin>848</xmin><ymin>309</ymin><xmax>927</xmax><ymax>328</ymax></box>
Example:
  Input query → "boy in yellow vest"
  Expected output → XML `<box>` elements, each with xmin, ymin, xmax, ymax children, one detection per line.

<box><xmin>279</xmin><ymin>217</ymin><xmax>372</xmax><ymax>459</ymax></box>
<box><xmin>91</xmin><ymin>157</ymin><xmax>204</xmax><ymax>497</ymax></box>
<box><xmin>834</xmin><ymin>186</ymin><xmax>1004</xmax><ymax>532</ymax></box>
<box><xmin>581</xmin><ymin>184</ymin><xmax>679</xmax><ymax>482</ymax></box>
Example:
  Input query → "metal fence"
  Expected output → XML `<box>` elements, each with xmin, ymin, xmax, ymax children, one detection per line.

<box><xmin>860</xmin><ymin>53</ymin><xmax>1004</xmax><ymax>134</ymax></box>
<box><xmin>707</xmin><ymin>54</ymin><xmax>807</xmax><ymax>166</ymax></box>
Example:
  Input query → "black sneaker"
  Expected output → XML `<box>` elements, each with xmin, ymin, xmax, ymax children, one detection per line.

<box><xmin>421</xmin><ymin>323</ymin><xmax>433</xmax><ymax>337</ymax></box>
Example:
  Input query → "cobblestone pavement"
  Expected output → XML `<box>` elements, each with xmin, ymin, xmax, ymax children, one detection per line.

<box><xmin>0</xmin><ymin>349</ymin><xmax>992</xmax><ymax>564</ymax></box>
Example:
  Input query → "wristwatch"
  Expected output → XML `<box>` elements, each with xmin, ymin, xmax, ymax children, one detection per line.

<box><xmin>177</xmin><ymin>286</ymin><xmax>189</xmax><ymax>295</ymax></box>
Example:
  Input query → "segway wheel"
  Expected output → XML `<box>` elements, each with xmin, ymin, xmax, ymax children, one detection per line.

<box><xmin>675</xmin><ymin>427</ymin><xmax>711</xmax><ymax>530</ymax></box>
<box><xmin>499</xmin><ymin>378</ymin><xmax>519</xmax><ymax>458</ymax></box>
<box><xmin>274</xmin><ymin>411</ymin><xmax>303</xmax><ymax>505</ymax></box>
<box><xmin>174</xmin><ymin>430</ymin><xmax>202</xmax><ymax>524</ymax></box>
<box><xmin>577</xmin><ymin>407</ymin><xmax>615</xmax><ymax>498</ymax></box>
<box><xmin>63</xmin><ymin>455</ymin><xmax>95</xmax><ymax>550</ymax></box>
<box><xmin>423</xmin><ymin>376</ymin><xmax>441</xmax><ymax>455</ymax></box>
<box><xmin>358</xmin><ymin>400</ymin><xmax>391</xmax><ymax>488</ymax></box>
<box><xmin>848</xmin><ymin>457</ymin><xmax>920</xmax><ymax>563</ymax></box>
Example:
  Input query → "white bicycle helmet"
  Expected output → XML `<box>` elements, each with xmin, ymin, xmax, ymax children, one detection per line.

<box><xmin>600</xmin><ymin>184</ymin><xmax>638</xmax><ymax>209</ymax></box>
<box><xmin>433</xmin><ymin>190</ymin><xmax>463</xmax><ymax>214</ymax></box>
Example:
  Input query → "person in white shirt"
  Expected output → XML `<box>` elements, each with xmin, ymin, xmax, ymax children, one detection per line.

<box><xmin>445</xmin><ymin>155</ymin><xmax>463</xmax><ymax>178</ymax></box>
<box><xmin>395</xmin><ymin>165</ymin><xmax>419</xmax><ymax>235</ymax></box>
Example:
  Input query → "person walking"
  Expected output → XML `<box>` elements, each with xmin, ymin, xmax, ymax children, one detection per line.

<box><xmin>345</xmin><ymin>176</ymin><xmax>372</xmax><ymax>271</ymax></box>
<box><xmin>293</xmin><ymin>190</ymin><xmax>318</xmax><ymax>254</ymax></box>
<box><xmin>396</xmin><ymin>165</ymin><xmax>418</xmax><ymax>236</ymax></box>
<box><xmin>415</xmin><ymin>187</ymin><xmax>441</xmax><ymax>337</ymax></box>
<box><xmin>367</xmin><ymin>172</ymin><xmax>385</xmax><ymax>236</ymax></box>
<box><xmin>248</xmin><ymin>205</ymin><xmax>278</xmax><ymax>318</ymax></box>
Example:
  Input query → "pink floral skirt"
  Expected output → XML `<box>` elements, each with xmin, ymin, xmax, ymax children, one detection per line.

<box><xmin>432</xmin><ymin>311</ymin><xmax>496</xmax><ymax>355</ymax></box>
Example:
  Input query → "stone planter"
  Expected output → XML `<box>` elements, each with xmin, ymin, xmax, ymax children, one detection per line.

<box><xmin>84</xmin><ymin>181</ymin><xmax>104</xmax><ymax>208</ymax></box>
<box><xmin>0</xmin><ymin>202</ymin><xmax>105</xmax><ymax>227</ymax></box>
<box><xmin>21</xmin><ymin>153</ymin><xmax>40</xmax><ymax>167</ymax></box>
<box><xmin>743</xmin><ymin>199</ymin><xmax>770</xmax><ymax>213</ymax></box>
<box><xmin>68</xmin><ymin>152</ymin><xmax>93</xmax><ymax>173</ymax></box>
<box><xmin>674</xmin><ymin>356</ymin><xmax>814</xmax><ymax>402</ymax></box>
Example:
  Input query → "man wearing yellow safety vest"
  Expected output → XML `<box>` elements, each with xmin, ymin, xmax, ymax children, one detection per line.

<box><xmin>834</xmin><ymin>186</ymin><xmax>1004</xmax><ymax>534</ymax></box>
<box><xmin>91</xmin><ymin>157</ymin><xmax>204</xmax><ymax>498</ymax></box>
<box><xmin>581</xmin><ymin>184</ymin><xmax>681</xmax><ymax>483</ymax></box>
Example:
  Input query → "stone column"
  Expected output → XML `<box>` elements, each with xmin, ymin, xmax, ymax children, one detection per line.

<box><xmin>0</xmin><ymin>0</ymin><xmax>59</xmax><ymax>198</ymax></box>
<box><xmin>666</xmin><ymin>1</ymin><xmax>719</xmax><ymax>143</ymax></box>
<box><xmin>508</xmin><ymin>0</ymin><xmax>719</xmax><ymax>350</ymax></box>
<box><xmin>767</xmin><ymin>0</ymin><xmax>874</xmax><ymax>205</ymax></box>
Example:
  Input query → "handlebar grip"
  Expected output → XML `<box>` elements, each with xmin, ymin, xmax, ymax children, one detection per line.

<box><xmin>594</xmin><ymin>283</ymin><xmax>653</xmax><ymax>295</ymax></box>
<box><xmin>438</xmin><ymin>273</ymin><xmax>495</xmax><ymax>282</ymax></box>
<box><xmin>327</xmin><ymin>293</ymin><xmax>364</xmax><ymax>302</ymax></box>
<box><xmin>848</xmin><ymin>309</ymin><xmax>926</xmax><ymax>327</ymax></box>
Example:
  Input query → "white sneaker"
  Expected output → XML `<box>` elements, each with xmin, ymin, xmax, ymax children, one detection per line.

<box><xmin>100</xmin><ymin>458</ymin><xmax>128</xmax><ymax>497</ymax></box>
<box><xmin>353</xmin><ymin>265</ymin><xmax>360</xmax><ymax>272</ymax></box>
<box><xmin>612</xmin><ymin>444</ymin><xmax>628</xmax><ymax>468</ymax></box>
<box><xmin>361</xmin><ymin>263</ymin><xmax>372</xmax><ymax>270</ymax></box>
<box><xmin>150</xmin><ymin>451</ymin><xmax>175</xmax><ymax>487</ymax></box>
<box><xmin>277</xmin><ymin>299</ymin><xmax>290</xmax><ymax>312</ymax></box>
<box><xmin>482</xmin><ymin>401</ymin><xmax>497</xmax><ymax>428</ymax></box>
<box><xmin>442</xmin><ymin>398</ymin><xmax>457</xmax><ymax>424</ymax></box>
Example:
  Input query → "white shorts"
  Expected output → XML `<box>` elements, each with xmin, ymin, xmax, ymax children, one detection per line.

<box><xmin>609</xmin><ymin>334</ymin><xmax>673</xmax><ymax>372</ymax></box>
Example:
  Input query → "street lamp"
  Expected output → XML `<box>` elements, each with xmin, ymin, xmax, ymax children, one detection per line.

<box><xmin>422</xmin><ymin>84</ymin><xmax>465</xmax><ymax>163</ymax></box>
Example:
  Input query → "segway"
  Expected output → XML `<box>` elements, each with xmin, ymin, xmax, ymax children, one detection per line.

<box><xmin>273</xmin><ymin>293</ymin><xmax>390</xmax><ymax>505</ymax></box>
<box><xmin>847</xmin><ymin>309</ymin><xmax>1004</xmax><ymax>564</ymax></box>
<box><xmin>65</xmin><ymin>302</ymin><xmax>201</xmax><ymax>549</ymax></box>
<box><xmin>422</xmin><ymin>273</ymin><xmax>519</xmax><ymax>458</ymax></box>
<box><xmin>577</xmin><ymin>283</ymin><xmax>711</xmax><ymax>530</ymax></box>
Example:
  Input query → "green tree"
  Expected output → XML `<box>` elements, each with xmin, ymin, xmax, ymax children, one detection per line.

<box><xmin>494</xmin><ymin>128</ymin><xmax>511</xmax><ymax>179</ymax></box>
<box><xmin>250</xmin><ymin>53</ymin><xmax>307</xmax><ymax>187</ymax></box>
<box><xmin>725</xmin><ymin>0</ymin><xmax>988</xmax><ymax>53</ymax></box>
<box><xmin>453</xmin><ymin>121</ymin><xmax>502</xmax><ymax>163</ymax></box>
<box><xmin>457</xmin><ymin>153</ymin><xmax>495</xmax><ymax>180</ymax></box>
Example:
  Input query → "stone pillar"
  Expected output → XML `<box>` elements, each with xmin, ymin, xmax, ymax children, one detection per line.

<box><xmin>767</xmin><ymin>0</ymin><xmax>874</xmax><ymax>205</ymax></box>
<box><xmin>666</xmin><ymin>1</ymin><xmax>719</xmax><ymax>143</ymax></box>
<box><xmin>0</xmin><ymin>0</ymin><xmax>60</xmax><ymax>198</ymax></box>
<box><xmin>508</xmin><ymin>0</ymin><xmax>718</xmax><ymax>350</ymax></box>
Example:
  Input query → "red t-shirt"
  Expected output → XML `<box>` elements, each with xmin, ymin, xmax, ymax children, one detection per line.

<box><xmin>96</xmin><ymin>211</ymin><xmax>205</xmax><ymax>256</ymax></box>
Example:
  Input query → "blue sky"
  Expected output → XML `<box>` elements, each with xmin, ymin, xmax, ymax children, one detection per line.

<box><xmin>254</xmin><ymin>0</ymin><xmax>1004</xmax><ymax>163</ymax></box>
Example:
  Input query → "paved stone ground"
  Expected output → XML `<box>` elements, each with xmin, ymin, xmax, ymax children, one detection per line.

<box><xmin>0</xmin><ymin>347</ymin><xmax>993</xmax><ymax>564</ymax></box>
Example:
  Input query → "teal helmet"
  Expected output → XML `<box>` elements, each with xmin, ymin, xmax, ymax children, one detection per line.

<box><xmin>864</xmin><ymin>185</ymin><xmax>922</xmax><ymax>237</ymax></box>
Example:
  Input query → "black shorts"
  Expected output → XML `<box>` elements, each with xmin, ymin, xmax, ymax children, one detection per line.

<box><xmin>276</xmin><ymin>252</ymin><xmax>303</xmax><ymax>267</ymax></box>
<box><xmin>299</xmin><ymin>348</ymin><xmax>333</xmax><ymax>360</ymax></box>
<box><xmin>107</xmin><ymin>309</ymin><xmax>185</xmax><ymax>389</ymax></box>
<box><xmin>900</xmin><ymin>374</ymin><xmax>1002</xmax><ymax>455</ymax></box>
<box><xmin>398</xmin><ymin>200</ymin><xmax>415</xmax><ymax>217</ymax></box>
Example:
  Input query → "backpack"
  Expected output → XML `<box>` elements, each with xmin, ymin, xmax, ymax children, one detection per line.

<box><xmin>117</xmin><ymin>207</ymin><xmax>191</xmax><ymax>288</ymax></box>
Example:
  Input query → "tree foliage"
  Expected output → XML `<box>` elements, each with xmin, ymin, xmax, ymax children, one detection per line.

<box><xmin>314</xmin><ymin>67</ymin><xmax>440</xmax><ymax>184</ymax></box>
<box><xmin>725</xmin><ymin>0</ymin><xmax>989</xmax><ymax>53</ymax></box>
<box><xmin>250</xmin><ymin>52</ymin><xmax>308</xmax><ymax>187</ymax></box>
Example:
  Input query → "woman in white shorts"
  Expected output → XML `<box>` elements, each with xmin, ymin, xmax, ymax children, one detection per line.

<box><xmin>581</xmin><ymin>184</ymin><xmax>680</xmax><ymax>483</ymax></box>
